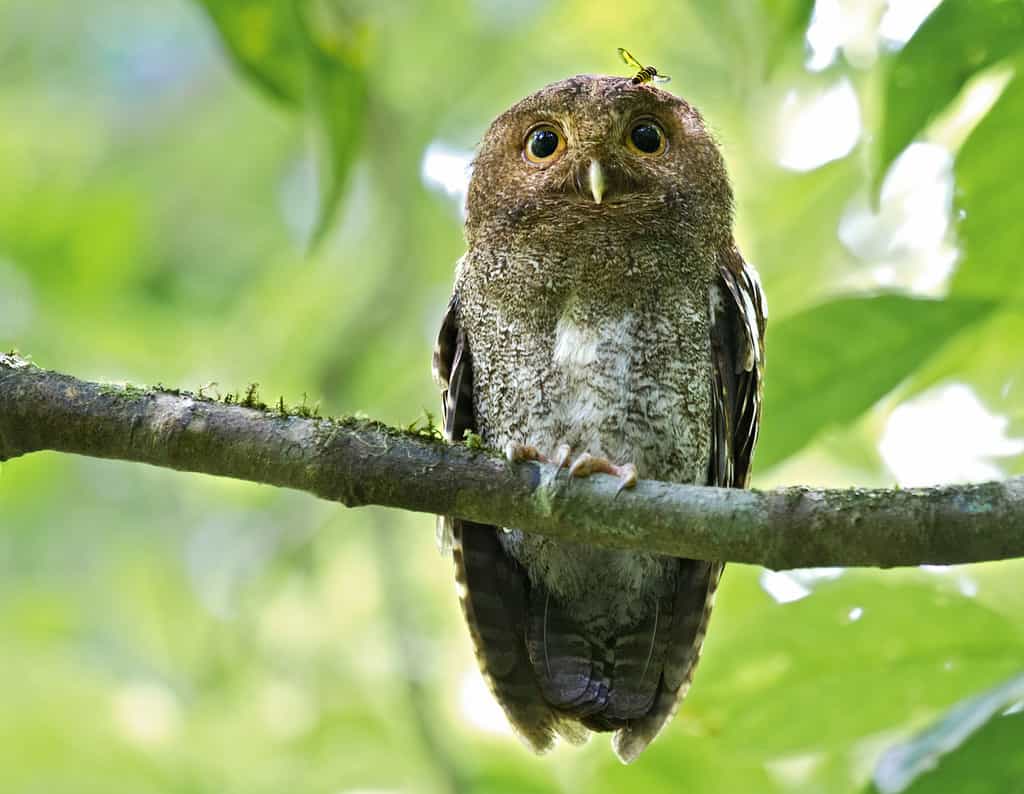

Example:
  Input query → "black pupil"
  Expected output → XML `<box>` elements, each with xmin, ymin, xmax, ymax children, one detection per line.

<box><xmin>530</xmin><ymin>129</ymin><xmax>559</xmax><ymax>159</ymax></box>
<box><xmin>631</xmin><ymin>124</ymin><xmax>662</xmax><ymax>153</ymax></box>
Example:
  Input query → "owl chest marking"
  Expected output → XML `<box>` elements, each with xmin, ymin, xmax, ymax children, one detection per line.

<box><xmin>547</xmin><ymin>308</ymin><xmax>634</xmax><ymax>459</ymax></box>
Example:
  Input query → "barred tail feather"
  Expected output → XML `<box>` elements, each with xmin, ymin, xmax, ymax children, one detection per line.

<box><xmin>452</xmin><ymin>519</ymin><xmax>559</xmax><ymax>753</ymax></box>
<box><xmin>612</xmin><ymin>560</ymin><xmax>723</xmax><ymax>764</ymax></box>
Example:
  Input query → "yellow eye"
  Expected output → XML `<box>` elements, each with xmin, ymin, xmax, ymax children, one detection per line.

<box><xmin>524</xmin><ymin>124</ymin><xmax>566</xmax><ymax>164</ymax></box>
<box><xmin>627</xmin><ymin>120</ymin><xmax>667</xmax><ymax>155</ymax></box>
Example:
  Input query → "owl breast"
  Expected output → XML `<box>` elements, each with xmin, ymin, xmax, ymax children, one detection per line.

<box><xmin>457</xmin><ymin>247</ymin><xmax>714</xmax><ymax>631</ymax></box>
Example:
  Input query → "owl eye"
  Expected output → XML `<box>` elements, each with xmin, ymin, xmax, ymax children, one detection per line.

<box><xmin>524</xmin><ymin>124</ymin><xmax>566</xmax><ymax>165</ymax></box>
<box><xmin>627</xmin><ymin>120</ymin><xmax>667</xmax><ymax>155</ymax></box>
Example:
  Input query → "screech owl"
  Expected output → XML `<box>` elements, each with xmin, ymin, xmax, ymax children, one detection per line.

<box><xmin>432</xmin><ymin>74</ymin><xmax>766</xmax><ymax>763</ymax></box>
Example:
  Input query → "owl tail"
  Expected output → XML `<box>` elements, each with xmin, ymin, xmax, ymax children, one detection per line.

<box><xmin>453</xmin><ymin>520</ymin><xmax>588</xmax><ymax>751</ymax></box>
<box><xmin>612</xmin><ymin>560</ymin><xmax>723</xmax><ymax>763</ymax></box>
<box><xmin>524</xmin><ymin>581</ymin><xmax>673</xmax><ymax>725</ymax></box>
<box><xmin>523</xmin><ymin>560</ymin><xmax>722</xmax><ymax>763</ymax></box>
<box><xmin>454</xmin><ymin>519</ymin><xmax>721</xmax><ymax>761</ymax></box>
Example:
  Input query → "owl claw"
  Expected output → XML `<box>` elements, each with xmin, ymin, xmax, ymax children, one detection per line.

<box><xmin>507</xmin><ymin>444</ymin><xmax>636</xmax><ymax>492</ymax></box>
<box><xmin>552</xmin><ymin>443</ymin><xmax>572</xmax><ymax>471</ymax></box>
<box><xmin>614</xmin><ymin>463</ymin><xmax>639</xmax><ymax>495</ymax></box>
<box><xmin>568</xmin><ymin>453</ymin><xmax>638</xmax><ymax>493</ymax></box>
<box><xmin>507</xmin><ymin>442</ymin><xmax>574</xmax><ymax>488</ymax></box>
<box><xmin>545</xmin><ymin>444</ymin><xmax>573</xmax><ymax>487</ymax></box>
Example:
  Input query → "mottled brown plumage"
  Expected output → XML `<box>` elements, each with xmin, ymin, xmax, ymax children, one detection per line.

<box><xmin>433</xmin><ymin>74</ymin><xmax>766</xmax><ymax>762</ymax></box>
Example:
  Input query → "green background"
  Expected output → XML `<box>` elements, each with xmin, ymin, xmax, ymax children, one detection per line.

<box><xmin>2</xmin><ymin>1</ymin><xmax>1023</xmax><ymax>792</ymax></box>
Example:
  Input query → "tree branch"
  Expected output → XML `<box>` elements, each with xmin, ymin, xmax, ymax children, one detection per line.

<box><xmin>2</xmin><ymin>353</ymin><xmax>1022</xmax><ymax>569</ymax></box>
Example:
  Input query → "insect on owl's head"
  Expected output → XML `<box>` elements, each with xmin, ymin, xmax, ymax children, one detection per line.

<box><xmin>465</xmin><ymin>74</ymin><xmax>734</xmax><ymax>244</ymax></box>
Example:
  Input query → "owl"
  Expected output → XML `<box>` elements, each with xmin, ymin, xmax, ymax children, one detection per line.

<box><xmin>432</xmin><ymin>74</ymin><xmax>766</xmax><ymax>763</ymax></box>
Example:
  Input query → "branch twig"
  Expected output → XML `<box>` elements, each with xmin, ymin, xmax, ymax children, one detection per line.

<box><xmin>2</xmin><ymin>353</ymin><xmax>1022</xmax><ymax>569</ymax></box>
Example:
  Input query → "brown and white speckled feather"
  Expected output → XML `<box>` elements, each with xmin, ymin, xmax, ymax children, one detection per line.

<box><xmin>433</xmin><ymin>74</ymin><xmax>766</xmax><ymax>762</ymax></box>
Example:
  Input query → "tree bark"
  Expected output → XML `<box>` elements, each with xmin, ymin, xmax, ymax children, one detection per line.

<box><xmin>2</xmin><ymin>353</ymin><xmax>1022</xmax><ymax>569</ymax></box>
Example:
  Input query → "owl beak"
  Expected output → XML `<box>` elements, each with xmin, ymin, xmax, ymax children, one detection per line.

<box><xmin>588</xmin><ymin>159</ymin><xmax>606</xmax><ymax>204</ymax></box>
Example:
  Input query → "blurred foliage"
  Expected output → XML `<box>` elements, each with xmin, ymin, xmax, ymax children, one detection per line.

<box><xmin>876</xmin><ymin>0</ymin><xmax>1024</xmax><ymax>186</ymax></box>
<box><xmin>760</xmin><ymin>294</ymin><xmax>992</xmax><ymax>467</ymax></box>
<box><xmin>871</xmin><ymin>674</ymin><xmax>1024</xmax><ymax>794</ymax></box>
<box><xmin>1</xmin><ymin>0</ymin><xmax>1023</xmax><ymax>792</ymax></box>
<box><xmin>197</xmin><ymin>0</ymin><xmax>369</xmax><ymax>246</ymax></box>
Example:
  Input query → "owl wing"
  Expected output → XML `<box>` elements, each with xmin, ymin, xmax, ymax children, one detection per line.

<box><xmin>432</xmin><ymin>293</ymin><xmax>573</xmax><ymax>753</ymax></box>
<box><xmin>709</xmin><ymin>247</ymin><xmax>768</xmax><ymax>491</ymax></box>
<box><xmin>432</xmin><ymin>293</ymin><xmax>475</xmax><ymax>554</ymax></box>
<box><xmin>613</xmin><ymin>247</ymin><xmax>767</xmax><ymax>763</ymax></box>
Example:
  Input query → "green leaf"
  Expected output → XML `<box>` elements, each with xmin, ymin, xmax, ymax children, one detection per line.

<box><xmin>877</xmin><ymin>0</ymin><xmax>1024</xmax><ymax>186</ymax></box>
<box><xmin>902</xmin><ymin>305</ymin><xmax>1024</xmax><ymax>443</ymax></box>
<box><xmin>950</xmin><ymin>74</ymin><xmax>1024</xmax><ymax>299</ymax></box>
<box><xmin>739</xmin><ymin>156</ymin><xmax>862</xmax><ymax>320</ymax></box>
<box><xmin>195</xmin><ymin>0</ymin><xmax>368</xmax><ymax>248</ymax></box>
<box><xmin>901</xmin><ymin>73</ymin><xmax>1024</xmax><ymax>426</ymax></box>
<box><xmin>761</xmin><ymin>0</ymin><xmax>814</xmax><ymax>73</ymax></box>
<box><xmin>692</xmin><ymin>566</ymin><xmax>1024</xmax><ymax>790</ymax></box>
<box><xmin>293</xmin><ymin>3</ymin><xmax>368</xmax><ymax>249</ymax></box>
<box><xmin>872</xmin><ymin>674</ymin><xmax>1024</xmax><ymax>794</ymax></box>
<box><xmin>196</xmin><ymin>0</ymin><xmax>307</xmax><ymax>105</ymax></box>
<box><xmin>758</xmin><ymin>294</ymin><xmax>994</xmax><ymax>468</ymax></box>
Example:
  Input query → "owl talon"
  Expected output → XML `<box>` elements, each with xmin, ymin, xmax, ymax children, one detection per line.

<box><xmin>552</xmin><ymin>443</ymin><xmax>572</xmax><ymax>471</ymax></box>
<box><xmin>507</xmin><ymin>442</ymin><xmax>574</xmax><ymax>487</ymax></box>
<box><xmin>568</xmin><ymin>453</ymin><xmax>638</xmax><ymax>492</ymax></box>
<box><xmin>615</xmin><ymin>463</ymin><xmax>639</xmax><ymax>494</ymax></box>
<box><xmin>543</xmin><ymin>443</ymin><xmax>573</xmax><ymax>487</ymax></box>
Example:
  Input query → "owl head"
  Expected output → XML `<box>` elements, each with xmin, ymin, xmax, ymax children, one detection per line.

<box><xmin>465</xmin><ymin>75</ymin><xmax>734</xmax><ymax>252</ymax></box>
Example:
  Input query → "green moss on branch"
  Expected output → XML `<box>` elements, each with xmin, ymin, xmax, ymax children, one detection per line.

<box><xmin>2</xmin><ymin>353</ymin><xmax>1023</xmax><ymax>569</ymax></box>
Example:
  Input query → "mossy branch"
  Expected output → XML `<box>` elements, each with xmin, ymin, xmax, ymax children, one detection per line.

<box><xmin>2</xmin><ymin>353</ymin><xmax>1022</xmax><ymax>569</ymax></box>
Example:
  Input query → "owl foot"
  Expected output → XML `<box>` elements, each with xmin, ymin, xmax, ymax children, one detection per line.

<box><xmin>505</xmin><ymin>442</ymin><xmax>572</xmax><ymax>487</ymax></box>
<box><xmin>568</xmin><ymin>453</ymin><xmax>638</xmax><ymax>494</ymax></box>
<box><xmin>506</xmin><ymin>444</ymin><xmax>636</xmax><ymax>492</ymax></box>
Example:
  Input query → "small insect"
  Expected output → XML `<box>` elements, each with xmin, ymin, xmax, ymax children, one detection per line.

<box><xmin>618</xmin><ymin>47</ymin><xmax>671</xmax><ymax>85</ymax></box>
